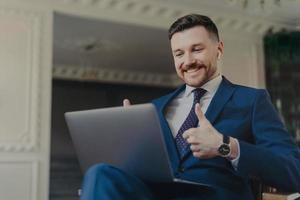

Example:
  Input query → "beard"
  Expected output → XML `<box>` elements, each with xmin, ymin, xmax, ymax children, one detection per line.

<box><xmin>179</xmin><ymin>63</ymin><xmax>218</xmax><ymax>87</ymax></box>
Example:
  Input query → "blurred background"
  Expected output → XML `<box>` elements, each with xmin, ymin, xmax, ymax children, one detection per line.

<box><xmin>0</xmin><ymin>0</ymin><xmax>299</xmax><ymax>200</ymax></box>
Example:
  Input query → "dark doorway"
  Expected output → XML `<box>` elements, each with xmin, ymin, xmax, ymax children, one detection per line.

<box><xmin>49</xmin><ymin>79</ymin><xmax>174</xmax><ymax>200</ymax></box>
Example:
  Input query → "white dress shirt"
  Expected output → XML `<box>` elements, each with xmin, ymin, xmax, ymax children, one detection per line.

<box><xmin>164</xmin><ymin>75</ymin><xmax>240</xmax><ymax>169</ymax></box>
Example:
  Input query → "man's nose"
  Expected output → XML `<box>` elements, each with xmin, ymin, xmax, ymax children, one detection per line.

<box><xmin>184</xmin><ymin>54</ymin><xmax>196</xmax><ymax>67</ymax></box>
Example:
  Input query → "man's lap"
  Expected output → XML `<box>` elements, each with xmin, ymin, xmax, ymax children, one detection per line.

<box><xmin>81</xmin><ymin>163</ymin><xmax>214</xmax><ymax>200</ymax></box>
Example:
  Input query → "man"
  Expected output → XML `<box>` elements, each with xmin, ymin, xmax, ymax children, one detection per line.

<box><xmin>81</xmin><ymin>14</ymin><xmax>300</xmax><ymax>200</ymax></box>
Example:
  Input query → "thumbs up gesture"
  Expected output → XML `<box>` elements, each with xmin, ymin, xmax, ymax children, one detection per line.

<box><xmin>182</xmin><ymin>103</ymin><xmax>223</xmax><ymax>159</ymax></box>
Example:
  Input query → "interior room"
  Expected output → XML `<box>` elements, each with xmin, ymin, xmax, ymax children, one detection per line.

<box><xmin>1</xmin><ymin>0</ymin><xmax>300</xmax><ymax>200</ymax></box>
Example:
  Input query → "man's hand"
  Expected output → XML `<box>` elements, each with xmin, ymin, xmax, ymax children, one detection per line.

<box><xmin>182</xmin><ymin>103</ymin><xmax>223</xmax><ymax>159</ymax></box>
<box><xmin>123</xmin><ymin>99</ymin><xmax>131</xmax><ymax>107</ymax></box>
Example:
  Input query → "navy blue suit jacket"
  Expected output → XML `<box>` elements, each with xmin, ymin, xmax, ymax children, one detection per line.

<box><xmin>152</xmin><ymin>77</ymin><xmax>300</xmax><ymax>199</ymax></box>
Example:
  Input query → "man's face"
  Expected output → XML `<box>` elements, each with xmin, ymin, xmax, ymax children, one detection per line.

<box><xmin>170</xmin><ymin>26</ymin><xmax>223</xmax><ymax>87</ymax></box>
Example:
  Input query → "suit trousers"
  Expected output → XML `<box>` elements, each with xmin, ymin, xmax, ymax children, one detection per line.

<box><xmin>80</xmin><ymin>163</ymin><xmax>215</xmax><ymax>200</ymax></box>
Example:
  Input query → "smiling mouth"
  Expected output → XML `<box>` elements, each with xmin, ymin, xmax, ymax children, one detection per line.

<box><xmin>184</xmin><ymin>66</ymin><xmax>203</xmax><ymax>74</ymax></box>
<box><xmin>186</xmin><ymin>68</ymin><xmax>199</xmax><ymax>73</ymax></box>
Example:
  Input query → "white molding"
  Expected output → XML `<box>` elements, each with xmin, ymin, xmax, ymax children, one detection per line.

<box><xmin>0</xmin><ymin>7</ymin><xmax>43</xmax><ymax>152</ymax></box>
<box><xmin>53</xmin><ymin>64</ymin><xmax>182</xmax><ymax>87</ymax></box>
<box><xmin>31</xmin><ymin>160</ymin><xmax>38</xmax><ymax>200</ymax></box>
<box><xmin>0</xmin><ymin>159</ymin><xmax>38</xmax><ymax>200</ymax></box>
<box><xmin>1</xmin><ymin>0</ymin><xmax>297</xmax><ymax>33</ymax></box>
<box><xmin>48</xmin><ymin>0</ymin><xmax>294</xmax><ymax>34</ymax></box>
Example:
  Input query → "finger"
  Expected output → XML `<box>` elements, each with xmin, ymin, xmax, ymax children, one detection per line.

<box><xmin>182</xmin><ymin>130</ymin><xmax>191</xmax><ymax>139</ymax></box>
<box><xmin>195</xmin><ymin>103</ymin><xmax>207</xmax><ymax>123</ymax></box>
<box><xmin>190</xmin><ymin>144</ymin><xmax>200</xmax><ymax>152</ymax></box>
<box><xmin>193</xmin><ymin>151</ymin><xmax>210</xmax><ymax>159</ymax></box>
<box><xmin>192</xmin><ymin>151</ymin><xmax>203</xmax><ymax>158</ymax></box>
<box><xmin>186</xmin><ymin>136</ymin><xmax>199</xmax><ymax>145</ymax></box>
<box><xmin>123</xmin><ymin>99</ymin><xmax>131</xmax><ymax>107</ymax></box>
<box><xmin>182</xmin><ymin>128</ymin><xmax>197</xmax><ymax>139</ymax></box>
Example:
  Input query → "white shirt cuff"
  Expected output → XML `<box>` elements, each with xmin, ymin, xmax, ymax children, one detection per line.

<box><xmin>230</xmin><ymin>138</ymin><xmax>240</xmax><ymax>170</ymax></box>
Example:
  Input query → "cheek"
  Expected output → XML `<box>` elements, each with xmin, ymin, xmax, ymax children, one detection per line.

<box><xmin>174</xmin><ymin>60</ymin><xmax>182</xmax><ymax>70</ymax></box>
<box><xmin>175</xmin><ymin>66</ymin><xmax>182</xmax><ymax>76</ymax></box>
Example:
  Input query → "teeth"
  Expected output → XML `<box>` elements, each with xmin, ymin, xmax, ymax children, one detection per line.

<box><xmin>186</xmin><ymin>68</ymin><xmax>199</xmax><ymax>73</ymax></box>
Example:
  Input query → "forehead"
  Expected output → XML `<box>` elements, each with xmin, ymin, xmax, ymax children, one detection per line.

<box><xmin>170</xmin><ymin>26</ymin><xmax>212</xmax><ymax>50</ymax></box>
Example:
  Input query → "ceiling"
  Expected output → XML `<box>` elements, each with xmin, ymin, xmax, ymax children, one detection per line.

<box><xmin>157</xmin><ymin>0</ymin><xmax>300</xmax><ymax>26</ymax></box>
<box><xmin>53</xmin><ymin>0</ymin><xmax>300</xmax><ymax>76</ymax></box>
<box><xmin>53</xmin><ymin>13</ymin><xmax>174</xmax><ymax>74</ymax></box>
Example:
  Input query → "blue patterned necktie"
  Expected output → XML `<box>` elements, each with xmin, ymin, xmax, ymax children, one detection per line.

<box><xmin>175</xmin><ymin>88</ymin><xmax>207</xmax><ymax>158</ymax></box>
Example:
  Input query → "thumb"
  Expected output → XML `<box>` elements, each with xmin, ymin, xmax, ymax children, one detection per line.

<box><xmin>123</xmin><ymin>99</ymin><xmax>131</xmax><ymax>107</ymax></box>
<box><xmin>195</xmin><ymin>103</ymin><xmax>207</xmax><ymax>123</ymax></box>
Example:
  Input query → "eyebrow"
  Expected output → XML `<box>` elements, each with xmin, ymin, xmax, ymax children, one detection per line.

<box><xmin>191</xmin><ymin>43</ymin><xmax>204</xmax><ymax>47</ymax></box>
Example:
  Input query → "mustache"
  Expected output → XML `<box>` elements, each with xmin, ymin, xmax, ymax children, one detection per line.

<box><xmin>183</xmin><ymin>63</ymin><xmax>206</xmax><ymax>70</ymax></box>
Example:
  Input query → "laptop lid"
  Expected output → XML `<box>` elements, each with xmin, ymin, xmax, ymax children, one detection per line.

<box><xmin>65</xmin><ymin>103</ymin><xmax>175</xmax><ymax>183</ymax></box>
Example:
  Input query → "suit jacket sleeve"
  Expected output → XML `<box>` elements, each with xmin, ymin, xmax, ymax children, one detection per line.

<box><xmin>235</xmin><ymin>89</ymin><xmax>300</xmax><ymax>192</ymax></box>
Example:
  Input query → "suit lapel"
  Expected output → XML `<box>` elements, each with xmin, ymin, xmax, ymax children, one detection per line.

<box><xmin>205</xmin><ymin>76</ymin><xmax>236</xmax><ymax>125</ymax></box>
<box><xmin>152</xmin><ymin>85</ymin><xmax>185</xmax><ymax>170</ymax></box>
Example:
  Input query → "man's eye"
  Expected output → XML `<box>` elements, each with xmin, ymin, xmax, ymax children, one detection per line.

<box><xmin>194</xmin><ymin>48</ymin><xmax>203</xmax><ymax>52</ymax></box>
<box><xmin>175</xmin><ymin>53</ymin><xmax>183</xmax><ymax>57</ymax></box>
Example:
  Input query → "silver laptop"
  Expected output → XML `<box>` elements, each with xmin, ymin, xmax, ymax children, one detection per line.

<box><xmin>65</xmin><ymin>103</ymin><xmax>210</xmax><ymax>186</ymax></box>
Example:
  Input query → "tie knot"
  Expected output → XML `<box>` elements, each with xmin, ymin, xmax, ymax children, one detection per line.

<box><xmin>192</xmin><ymin>88</ymin><xmax>206</xmax><ymax>104</ymax></box>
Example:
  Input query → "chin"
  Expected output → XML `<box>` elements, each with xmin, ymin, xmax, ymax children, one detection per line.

<box><xmin>185</xmin><ymin>79</ymin><xmax>206</xmax><ymax>87</ymax></box>
<box><xmin>184</xmin><ymin>75</ymin><xmax>208</xmax><ymax>87</ymax></box>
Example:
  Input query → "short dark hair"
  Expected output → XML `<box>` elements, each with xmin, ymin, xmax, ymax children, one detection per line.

<box><xmin>168</xmin><ymin>14</ymin><xmax>219</xmax><ymax>41</ymax></box>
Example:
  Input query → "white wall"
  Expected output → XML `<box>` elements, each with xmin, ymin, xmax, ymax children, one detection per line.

<box><xmin>0</xmin><ymin>1</ymin><xmax>53</xmax><ymax>200</ymax></box>
<box><xmin>221</xmin><ymin>32</ymin><xmax>265</xmax><ymax>88</ymax></box>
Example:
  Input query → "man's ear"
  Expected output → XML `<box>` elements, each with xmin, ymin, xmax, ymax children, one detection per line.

<box><xmin>217</xmin><ymin>41</ymin><xmax>224</xmax><ymax>59</ymax></box>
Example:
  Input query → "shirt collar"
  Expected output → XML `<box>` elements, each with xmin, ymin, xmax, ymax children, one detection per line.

<box><xmin>184</xmin><ymin>75</ymin><xmax>222</xmax><ymax>98</ymax></box>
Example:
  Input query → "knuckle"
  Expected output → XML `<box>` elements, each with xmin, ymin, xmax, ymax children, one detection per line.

<box><xmin>193</xmin><ymin>152</ymin><xmax>199</xmax><ymax>157</ymax></box>
<box><xmin>198</xmin><ymin>151</ymin><xmax>206</xmax><ymax>157</ymax></box>
<box><xmin>190</xmin><ymin>145</ymin><xmax>198</xmax><ymax>151</ymax></box>
<box><xmin>184</xmin><ymin>130</ymin><xmax>190</xmax><ymax>136</ymax></box>
<box><xmin>189</xmin><ymin>137</ymin><xmax>196</xmax><ymax>143</ymax></box>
